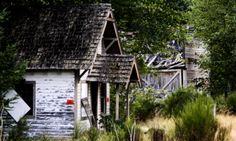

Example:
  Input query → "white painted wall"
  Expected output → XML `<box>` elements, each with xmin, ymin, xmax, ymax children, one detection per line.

<box><xmin>23</xmin><ymin>71</ymin><xmax>75</xmax><ymax>137</ymax></box>
<box><xmin>77</xmin><ymin>70</ymin><xmax>91</xmax><ymax>129</ymax></box>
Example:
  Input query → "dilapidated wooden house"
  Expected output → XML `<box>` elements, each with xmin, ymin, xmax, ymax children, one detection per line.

<box><xmin>143</xmin><ymin>53</ymin><xmax>187</xmax><ymax>92</ymax></box>
<box><xmin>143</xmin><ymin>43</ymin><xmax>207</xmax><ymax>92</ymax></box>
<box><xmin>8</xmin><ymin>4</ymin><xmax>140</xmax><ymax>137</ymax></box>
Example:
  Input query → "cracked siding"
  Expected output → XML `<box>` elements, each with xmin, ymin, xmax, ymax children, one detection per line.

<box><xmin>24</xmin><ymin>71</ymin><xmax>75</xmax><ymax>137</ymax></box>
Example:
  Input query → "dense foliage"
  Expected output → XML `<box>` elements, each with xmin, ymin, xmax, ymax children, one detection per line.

<box><xmin>161</xmin><ymin>86</ymin><xmax>199</xmax><ymax>118</ymax></box>
<box><xmin>1</xmin><ymin>0</ymin><xmax>190</xmax><ymax>58</ymax></box>
<box><xmin>175</xmin><ymin>96</ymin><xmax>217</xmax><ymax>141</ymax></box>
<box><xmin>0</xmin><ymin>10</ymin><xmax>26</xmax><ymax>108</ymax></box>
<box><xmin>191</xmin><ymin>0</ymin><xmax>236</xmax><ymax>95</ymax></box>
<box><xmin>131</xmin><ymin>88</ymin><xmax>159</xmax><ymax>121</ymax></box>
<box><xmin>0</xmin><ymin>8</ymin><xmax>26</xmax><ymax>141</ymax></box>
<box><xmin>7</xmin><ymin>118</ymin><xmax>29</xmax><ymax>141</ymax></box>
<box><xmin>226</xmin><ymin>92</ymin><xmax>236</xmax><ymax>113</ymax></box>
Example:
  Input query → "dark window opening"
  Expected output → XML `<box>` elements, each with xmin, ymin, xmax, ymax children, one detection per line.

<box><xmin>103</xmin><ymin>21</ymin><xmax>121</xmax><ymax>54</ymax></box>
<box><xmin>90</xmin><ymin>82</ymin><xmax>98</xmax><ymax>125</ymax></box>
<box><xmin>100</xmin><ymin>83</ymin><xmax>106</xmax><ymax>114</ymax></box>
<box><xmin>15</xmin><ymin>80</ymin><xmax>35</xmax><ymax>116</ymax></box>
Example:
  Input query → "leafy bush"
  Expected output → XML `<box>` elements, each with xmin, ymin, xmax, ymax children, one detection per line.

<box><xmin>99</xmin><ymin>114</ymin><xmax>113</xmax><ymax>132</ymax></box>
<box><xmin>161</xmin><ymin>86</ymin><xmax>199</xmax><ymax>118</ymax></box>
<box><xmin>175</xmin><ymin>96</ymin><xmax>217</xmax><ymax>141</ymax></box>
<box><xmin>73</xmin><ymin>122</ymin><xmax>83</xmax><ymax>140</ymax></box>
<box><xmin>226</xmin><ymin>92</ymin><xmax>236</xmax><ymax>113</ymax></box>
<box><xmin>214</xmin><ymin>95</ymin><xmax>228</xmax><ymax>114</ymax></box>
<box><xmin>131</xmin><ymin>88</ymin><xmax>158</xmax><ymax>121</ymax></box>
<box><xmin>7</xmin><ymin>118</ymin><xmax>29</xmax><ymax>141</ymax></box>
<box><xmin>87</xmin><ymin>127</ymin><xmax>100</xmax><ymax>141</ymax></box>
<box><xmin>98</xmin><ymin>132</ymin><xmax>115</xmax><ymax>141</ymax></box>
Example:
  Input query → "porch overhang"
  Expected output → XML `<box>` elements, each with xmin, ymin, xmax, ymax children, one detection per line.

<box><xmin>86</xmin><ymin>54</ymin><xmax>141</xmax><ymax>89</ymax></box>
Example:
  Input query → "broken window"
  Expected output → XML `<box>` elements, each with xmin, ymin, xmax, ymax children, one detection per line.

<box><xmin>15</xmin><ymin>80</ymin><xmax>35</xmax><ymax>116</ymax></box>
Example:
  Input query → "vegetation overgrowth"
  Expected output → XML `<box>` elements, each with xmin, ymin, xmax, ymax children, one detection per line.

<box><xmin>6</xmin><ymin>87</ymin><xmax>235</xmax><ymax>141</ymax></box>
<box><xmin>1</xmin><ymin>0</ymin><xmax>236</xmax><ymax>140</ymax></box>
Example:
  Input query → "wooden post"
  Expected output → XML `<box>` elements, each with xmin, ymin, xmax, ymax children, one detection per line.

<box><xmin>126</xmin><ymin>83</ymin><xmax>130</xmax><ymax>118</ymax></box>
<box><xmin>115</xmin><ymin>84</ymin><xmax>119</xmax><ymax>121</ymax></box>
<box><xmin>97</xmin><ymin>83</ymin><xmax>101</xmax><ymax>128</ymax></box>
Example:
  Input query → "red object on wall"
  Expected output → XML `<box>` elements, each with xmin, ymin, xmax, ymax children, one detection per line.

<box><xmin>106</xmin><ymin>97</ymin><xmax>110</xmax><ymax>103</ymax></box>
<box><xmin>66</xmin><ymin>99</ymin><xmax>74</xmax><ymax>105</ymax></box>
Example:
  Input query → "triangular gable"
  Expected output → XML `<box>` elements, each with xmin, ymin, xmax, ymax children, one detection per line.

<box><xmin>100</xmin><ymin>12</ymin><xmax>122</xmax><ymax>54</ymax></box>
<box><xmin>126</xmin><ymin>62</ymin><xmax>141</xmax><ymax>88</ymax></box>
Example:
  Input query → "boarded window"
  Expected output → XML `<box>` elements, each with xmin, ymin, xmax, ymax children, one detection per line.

<box><xmin>15</xmin><ymin>81</ymin><xmax>35</xmax><ymax>116</ymax></box>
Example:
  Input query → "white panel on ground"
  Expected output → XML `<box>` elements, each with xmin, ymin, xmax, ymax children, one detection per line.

<box><xmin>80</xmin><ymin>120</ymin><xmax>90</xmax><ymax>131</ymax></box>
<box><xmin>81</xmin><ymin>83</ymin><xmax>88</xmax><ymax>117</ymax></box>
<box><xmin>4</xmin><ymin>90</ymin><xmax>31</xmax><ymax>122</ymax></box>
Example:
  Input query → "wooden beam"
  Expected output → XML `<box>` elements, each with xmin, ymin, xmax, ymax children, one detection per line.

<box><xmin>126</xmin><ymin>82</ymin><xmax>130</xmax><ymax>118</ymax></box>
<box><xmin>103</xmin><ymin>37</ymin><xmax>117</xmax><ymax>40</ymax></box>
<box><xmin>162</xmin><ymin>72</ymin><xmax>180</xmax><ymax>90</ymax></box>
<box><xmin>79</xmin><ymin>70</ymin><xmax>88</xmax><ymax>79</ymax></box>
<box><xmin>97</xmin><ymin>83</ymin><xmax>101</xmax><ymax>128</ymax></box>
<box><xmin>107</xmin><ymin>17</ymin><xmax>115</xmax><ymax>22</ymax></box>
<box><xmin>115</xmin><ymin>84</ymin><xmax>120</xmax><ymax>121</ymax></box>
<box><xmin>105</xmin><ymin>39</ymin><xmax>117</xmax><ymax>52</ymax></box>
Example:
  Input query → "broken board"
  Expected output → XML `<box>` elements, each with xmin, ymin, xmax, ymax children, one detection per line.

<box><xmin>81</xmin><ymin>98</ymin><xmax>95</xmax><ymax>126</ymax></box>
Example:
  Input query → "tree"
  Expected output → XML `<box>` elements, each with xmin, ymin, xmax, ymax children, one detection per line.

<box><xmin>2</xmin><ymin>0</ymin><xmax>190</xmax><ymax>52</ymax></box>
<box><xmin>0</xmin><ymin>9</ymin><xmax>26</xmax><ymax>139</ymax></box>
<box><xmin>191</xmin><ymin>0</ymin><xmax>236</xmax><ymax>95</ymax></box>
<box><xmin>1</xmin><ymin>0</ymin><xmax>190</xmax><ymax>75</ymax></box>
<box><xmin>111</xmin><ymin>0</ymin><xmax>190</xmax><ymax>54</ymax></box>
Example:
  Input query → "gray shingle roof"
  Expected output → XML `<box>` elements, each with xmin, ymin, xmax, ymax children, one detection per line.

<box><xmin>87</xmin><ymin>54</ymin><xmax>138</xmax><ymax>83</ymax></box>
<box><xmin>12</xmin><ymin>4</ymin><xmax>112</xmax><ymax>70</ymax></box>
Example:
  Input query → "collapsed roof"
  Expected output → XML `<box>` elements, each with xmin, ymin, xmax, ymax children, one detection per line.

<box><xmin>145</xmin><ymin>53</ymin><xmax>185</xmax><ymax>69</ymax></box>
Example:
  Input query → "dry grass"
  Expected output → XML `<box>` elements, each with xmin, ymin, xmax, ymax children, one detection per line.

<box><xmin>27</xmin><ymin>114</ymin><xmax>236</xmax><ymax>141</ymax></box>
<box><xmin>137</xmin><ymin>114</ymin><xmax>236</xmax><ymax>141</ymax></box>
<box><xmin>217</xmin><ymin>114</ymin><xmax>236</xmax><ymax>141</ymax></box>
<box><xmin>137</xmin><ymin>116</ymin><xmax>175</xmax><ymax>140</ymax></box>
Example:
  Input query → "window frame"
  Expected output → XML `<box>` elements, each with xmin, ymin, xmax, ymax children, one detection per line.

<box><xmin>16</xmin><ymin>80</ymin><xmax>36</xmax><ymax>118</ymax></box>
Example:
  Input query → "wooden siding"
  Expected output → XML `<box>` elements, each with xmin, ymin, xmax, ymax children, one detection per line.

<box><xmin>185</xmin><ymin>47</ymin><xmax>208</xmax><ymax>83</ymax></box>
<box><xmin>142</xmin><ymin>69</ymin><xmax>186</xmax><ymax>91</ymax></box>
<box><xmin>23</xmin><ymin>71</ymin><xmax>75</xmax><ymax>137</ymax></box>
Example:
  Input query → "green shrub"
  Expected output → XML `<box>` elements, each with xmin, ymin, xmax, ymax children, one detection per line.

<box><xmin>226</xmin><ymin>92</ymin><xmax>236</xmax><ymax>113</ymax></box>
<box><xmin>161</xmin><ymin>86</ymin><xmax>199</xmax><ymax>118</ymax></box>
<box><xmin>214</xmin><ymin>95</ymin><xmax>228</xmax><ymax>114</ymax></box>
<box><xmin>175</xmin><ymin>96</ymin><xmax>217</xmax><ymax>141</ymax></box>
<box><xmin>98</xmin><ymin>132</ymin><xmax>116</xmax><ymax>141</ymax></box>
<box><xmin>131</xmin><ymin>88</ymin><xmax>158</xmax><ymax>121</ymax></box>
<box><xmin>87</xmin><ymin>127</ymin><xmax>100</xmax><ymax>141</ymax></box>
<box><xmin>7</xmin><ymin>118</ymin><xmax>29</xmax><ymax>141</ymax></box>
<box><xmin>73</xmin><ymin>122</ymin><xmax>83</xmax><ymax>140</ymax></box>
<box><xmin>99</xmin><ymin>114</ymin><xmax>113</xmax><ymax>132</ymax></box>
